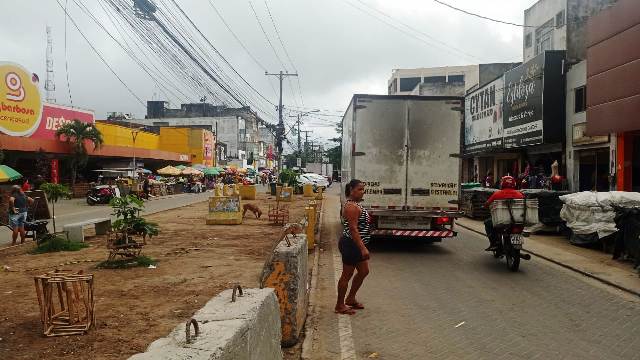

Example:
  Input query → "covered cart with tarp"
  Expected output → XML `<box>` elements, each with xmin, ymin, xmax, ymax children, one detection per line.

<box><xmin>560</xmin><ymin>191</ymin><xmax>640</xmax><ymax>246</ymax></box>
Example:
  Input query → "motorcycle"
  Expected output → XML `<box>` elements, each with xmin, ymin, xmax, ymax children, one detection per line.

<box><xmin>491</xmin><ymin>223</ymin><xmax>531</xmax><ymax>271</ymax></box>
<box><xmin>86</xmin><ymin>185</ymin><xmax>118</xmax><ymax>205</ymax></box>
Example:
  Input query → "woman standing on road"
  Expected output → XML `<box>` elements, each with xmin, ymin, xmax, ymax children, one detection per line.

<box><xmin>335</xmin><ymin>179</ymin><xmax>371</xmax><ymax>315</ymax></box>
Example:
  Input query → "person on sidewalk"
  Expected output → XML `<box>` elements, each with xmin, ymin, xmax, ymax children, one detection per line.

<box><xmin>483</xmin><ymin>176</ymin><xmax>524</xmax><ymax>251</ymax></box>
<box><xmin>8</xmin><ymin>185</ymin><xmax>34</xmax><ymax>245</ymax></box>
<box><xmin>335</xmin><ymin>179</ymin><xmax>371</xmax><ymax>315</ymax></box>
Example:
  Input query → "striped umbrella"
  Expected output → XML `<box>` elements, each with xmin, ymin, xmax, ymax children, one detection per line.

<box><xmin>0</xmin><ymin>165</ymin><xmax>23</xmax><ymax>183</ymax></box>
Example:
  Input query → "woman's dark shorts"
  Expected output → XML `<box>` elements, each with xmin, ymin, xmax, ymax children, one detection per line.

<box><xmin>339</xmin><ymin>236</ymin><xmax>366</xmax><ymax>266</ymax></box>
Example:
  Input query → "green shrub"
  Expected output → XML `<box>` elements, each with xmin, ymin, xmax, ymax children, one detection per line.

<box><xmin>96</xmin><ymin>256</ymin><xmax>157</xmax><ymax>269</ymax></box>
<box><xmin>30</xmin><ymin>236</ymin><xmax>89</xmax><ymax>254</ymax></box>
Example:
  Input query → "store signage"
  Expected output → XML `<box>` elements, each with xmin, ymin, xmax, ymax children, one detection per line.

<box><xmin>32</xmin><ymin>103</ymin><xmax>94</xmax><ymax>140</ymax></box>
<box><xmin>503</xmin><ymin>54</ymin><xmax>545</xmax><ymax>148</ymax></box>
<box><xmin>573</xmin><ymin>123</ymin><xmax>609</xmax><ymax>145</ymax></box>
<box><xmin>0</xmin><ymin>62</ymin><xmax>43</xmax><ymax>136</ymax></box>
<box><xmin>464</xmin><ymin>76</ymin><xmax>504</xmax><ymax>154</ymax></box>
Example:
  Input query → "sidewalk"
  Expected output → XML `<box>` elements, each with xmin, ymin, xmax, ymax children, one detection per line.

<box><xmin>456</xmin><ymin>217</ymin><xmax>640</xmax><ymax>296</ymax></box>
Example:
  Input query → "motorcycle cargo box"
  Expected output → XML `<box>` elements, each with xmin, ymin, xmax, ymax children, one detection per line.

<box><xmin>490</xmin><ymin>199</ymin><xmax>539</xmax><ymax>226</ymax></box>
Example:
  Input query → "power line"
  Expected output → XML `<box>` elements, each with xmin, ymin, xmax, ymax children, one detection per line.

<box><xmin>432</xmin><ymin>0</ymin><xmax>542</xmax><ymax>28</ymax></box>
<box><xmin>248</xmin><ymin>1</ymin><xmax>288</xmax><ymax>71</ymax></box>
<box><xmin>353</xmin><ymin>0</ymin><xmax>485</xmax><ymax>62</ymax></box>
<box><xmin>207</xmin><ymin>0</ymin><xmax>280</xmax><ymax>99</ymax></box>
<box><xmin>55</xmin><ymin>0</ymin><xmax>145</xmax><ymax>106</ymax></box>
<box><xmin>341</xmin><ymin>0</ymin><xmax>483</xmax><ymax>63</ymax></box>
<box><xmin>262</xmin><ymin>0</ymin><xmax>305</xmax><ymax>107</ymax></box>
<box><xmin>76</xmin><ymin>0</ymin><xmax>188</xmax><ymax>105</ymax></box>
<box><xmin>169</xmin><ymin>0</ymin><xmax>278</xmax><ymax>109</ymax></box>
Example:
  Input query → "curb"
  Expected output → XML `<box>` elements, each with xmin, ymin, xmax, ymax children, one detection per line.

<box><xmin>300</xmin><ymin>197</ymin><xmax>325</xmax><ymax>360</ymax></box>
<box><xmin>456</xmin><ymin>222</ymin><xmax>640</xmax><ymax>298</ymax></box>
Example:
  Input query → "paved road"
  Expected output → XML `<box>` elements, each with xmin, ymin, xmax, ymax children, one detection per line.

<box><xmin>309</xmin><ymin>187</ymin><xmax>640</xmax><ymax>360</ymax></box>
<box><xmin>0</xmin><ymin>191</ymin><xmax>213</xmax><ymax>246</ymax></box>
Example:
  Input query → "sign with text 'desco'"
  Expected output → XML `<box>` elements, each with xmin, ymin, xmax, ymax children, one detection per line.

<box><xmin>0</xmin><ymin>62</ymin><xmax>43</xmax><ymax>136</ymax></box>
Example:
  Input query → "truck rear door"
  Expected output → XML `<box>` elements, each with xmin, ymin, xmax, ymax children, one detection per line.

<box><xmin>352</xmin><ymin>97</ymin><xmax>407</xmax><ymax>208</ymax></box>
<box><xmin>406</xmin><ymin>99</ymin><xmax>462</xmax><ymax>210</ymax></box>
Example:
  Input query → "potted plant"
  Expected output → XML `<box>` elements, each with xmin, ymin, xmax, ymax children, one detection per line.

<box><xmin>110</xmin><ymin>195</ymin><xmax>159</xmax><ymax>246</ymax></box>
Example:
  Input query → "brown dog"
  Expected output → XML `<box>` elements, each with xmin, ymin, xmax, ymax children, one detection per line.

<box><xmin>242</xmin><ymin>203</ymin><xmax>263</xmax><ymax>219</ymax></box>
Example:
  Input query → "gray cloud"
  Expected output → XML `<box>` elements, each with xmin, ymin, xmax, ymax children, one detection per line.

<box><xmin>1</xmin><ymin>0</ymin><xmax>535</xmax><ymax>144</ymax></box>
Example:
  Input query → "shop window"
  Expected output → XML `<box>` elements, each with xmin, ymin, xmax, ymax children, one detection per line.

<box><xmin>535</xmin><ymin>19</ymin><xmax>554</xmax><ymax>56</ymax></box>
<box><xmin>423</xmin><ymin>76</ymin><xmax>446</xmax><ymax>84</ymax></box>
<box><xmin>399</xmin><ymin>77</ymin><xmax>421</xmax><ymax>92</ymax></box>
<box><xmin>525</xmin><ymin>33</ymin><xmax>532</xmax><ymax>48</ymax></box>
<box><xmin>575</xmin><ymin>86</ymin><xmax>587</xmax><ymax>113</ymax></box>
<box><xmin>448</xmin><ymin>75</ymin><xmax>465</xmax><ymax>83</ymax></box>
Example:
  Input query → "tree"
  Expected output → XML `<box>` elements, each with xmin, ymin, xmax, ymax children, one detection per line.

<box><xmin>55</xmin><ymin>120</ymin><xmax>104</xmax><ymax>187</ymax></box>
<box><xmin>40</xmin><ymin>182</ymin><xmax>71</xmax><ymax>233</ymax></box>
<box><xmin>326</xmin><ymin>121</ymin><xmax>343</xmax><ymax>175</ymax></box>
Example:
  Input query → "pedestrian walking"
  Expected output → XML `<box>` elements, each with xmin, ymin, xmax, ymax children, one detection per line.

<box><xmin>8</xmin><ymin>185</ymin><xmax>34</xmax><ymax>245</ymax></box>
<box><xmin>335</xmin><ymin>179</ymin><xmax>371</xmax><ymax>315</ymax></box>
<box><xmin>142</xmin><ymin>176</ymin><xmax>151</xmax><ymax>199</ymax></box>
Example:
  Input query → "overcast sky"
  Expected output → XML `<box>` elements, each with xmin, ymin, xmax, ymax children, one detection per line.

<box><xmin>1</xmin><ymin>0</ymin><xmax>536</xmax><ymax>149</ymax></box>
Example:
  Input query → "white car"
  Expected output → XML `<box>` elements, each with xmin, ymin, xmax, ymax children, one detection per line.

<box><xmin>298</xmin><ymin>173</ymin><xmax>329</xmax><ymax>188</ymax></box>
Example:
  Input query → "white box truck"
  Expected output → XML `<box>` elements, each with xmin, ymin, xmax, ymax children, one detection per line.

<box><xmin>341</xmin><ymin>94</ymin><xmax>463</xmax><ymax>241</ymax></box>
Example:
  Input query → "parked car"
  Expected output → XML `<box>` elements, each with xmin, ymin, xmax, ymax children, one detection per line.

<box><xmin>298</xmin><ymin>174</ymin><xmax>329</xmax><ymax>188</ymax></box>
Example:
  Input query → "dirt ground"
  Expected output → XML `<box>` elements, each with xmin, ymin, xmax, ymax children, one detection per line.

<box><xmin>0</xmin><ymin>191</ymin><xmax>311</xmax><ymax>360</ymax></box>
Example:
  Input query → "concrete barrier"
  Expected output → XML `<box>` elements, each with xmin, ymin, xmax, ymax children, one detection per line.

<box><xmin>261</xmin><ymin>235</ymin><xmax>308</xmax><ymax>347</ymax></box>
<box><xmin>129</xmin><ymin>288</ymin><xmax>282</xmax><ymax>360</ymax></box>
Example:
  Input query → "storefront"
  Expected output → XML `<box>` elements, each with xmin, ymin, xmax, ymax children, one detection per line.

<box><xmin>463</xmin><ymin>75</ymin><xmax>505</xmax><ymax>183</ymax></box>
<box><xmin>463</xmin><ymin>51</ymin><xmax>567</xmax><ymax>187</ymax></box>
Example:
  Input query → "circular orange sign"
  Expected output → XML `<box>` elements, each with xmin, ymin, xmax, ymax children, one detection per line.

<box><xmin>0</xmin><ymin>62</ymin><xmax>43</xmax><ymax>136</ymax></box>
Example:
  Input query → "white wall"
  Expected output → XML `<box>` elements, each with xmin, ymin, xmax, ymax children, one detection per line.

<box><xmin>564</xmin><ymin>61</ymin><xmax>615</xmax><ymax>191</ymax></box>
<box><xmin>523</xmin><ymin>0</ymin><xmax>567</xmax><ymax>62</ymax></box>
<box><xmin>388</xmin><ymin>65</ymin><xmax>478</xmax><ymax>95</ymax></box>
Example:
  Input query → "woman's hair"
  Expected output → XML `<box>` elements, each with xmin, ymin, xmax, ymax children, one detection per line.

<box><xmin>10</xmin><ymin>185</ymin><xmax>21</xmax><ymax>195</ymax></box>
<box><xmin>345</xmin><ymin>179</ymin><xmax>363</xmax><ymax>197</ymax></box>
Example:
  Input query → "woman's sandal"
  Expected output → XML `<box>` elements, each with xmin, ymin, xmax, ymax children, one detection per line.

<box><xmin>345</xmin><ymin>302</ymin><xmax>365</xmax><ymax>309</ymax></box>
<box><xmin>335</xmin><ymin>307</ymin><xmax>357</xmax><ymax>315</ymax></box>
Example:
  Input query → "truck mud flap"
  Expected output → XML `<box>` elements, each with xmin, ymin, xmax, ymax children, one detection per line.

<box><xmin>371</xmin><ymin>230</ymin><xmax>456</xmax><ymax>237</ymax></box>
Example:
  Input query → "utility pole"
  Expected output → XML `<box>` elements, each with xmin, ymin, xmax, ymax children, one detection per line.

<box><xmin>301</xmin><ymin>130</ymin><xmax>312</xmax><ymax>165</ymax></box>
<box><xmin>265</xmin><ymin>71</ymin><xmax>298</xmax><ymax>169</ymax></box>
<box><xmin>45</xmin><ymin>26</ymin><xmax>56</xmax><ymax>103</ymax></box>
<box><xmin>289</xmin><ymin>110</ymin><xmax>319</xmax><ymax>156</ymax></box>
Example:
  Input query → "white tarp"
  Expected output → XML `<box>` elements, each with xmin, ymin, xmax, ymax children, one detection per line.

<box><xmin>559</xmin><ymin>191</ymin><xmax>640</xmax><ymax>238</ymax></box>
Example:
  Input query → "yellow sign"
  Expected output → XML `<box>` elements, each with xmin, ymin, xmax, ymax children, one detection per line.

<box><xmin>0</xmin><ymin>62</ymin><xmax>42</xmax><ymax>136</ymax></box>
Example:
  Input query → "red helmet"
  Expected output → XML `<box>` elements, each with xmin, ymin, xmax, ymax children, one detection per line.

<box><xmin>500</xmin><ymin>176</ymin><xmax>516</xmax><ymax>189</ymax></box>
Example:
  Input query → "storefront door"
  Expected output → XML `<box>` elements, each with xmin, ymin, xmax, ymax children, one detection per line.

<box><xmin>578</xmin><ymin>149</ymin><xmax>609</xmax><ymax>191</ymax></box>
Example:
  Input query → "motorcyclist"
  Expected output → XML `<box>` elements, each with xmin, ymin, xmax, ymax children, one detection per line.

<box><xmin>483</xmin><ymin>175</ymin><xmax>524</xmax><ymax>251</ymax></box>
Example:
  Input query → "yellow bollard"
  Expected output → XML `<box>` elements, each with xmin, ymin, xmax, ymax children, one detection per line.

<box><xmin>303</xmin><ymin>184</ymin><xmax>314</xmax><ymax>197</ymax></box>
<box><xmin>305</xmin><ymin>206</ymin><xmax>316</xmax><ymax>250</ymax></box>
<box><xmin>214</xmin><ymin>183</ymin><xmax>223</xmax><ymax>197</ymax></box>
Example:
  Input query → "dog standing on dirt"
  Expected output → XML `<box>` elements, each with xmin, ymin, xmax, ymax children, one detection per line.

<box><xmin>242</xmin><ymin>203</ymin><xmax>263</xmax><ymax>219</ymax></box>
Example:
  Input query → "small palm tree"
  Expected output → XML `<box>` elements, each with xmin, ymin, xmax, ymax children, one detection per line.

<box><xmin>40</xmin><ymin>182</ymin><xmax>71</xmax><ymax>233</ymax></box>
<box><xmin>55</xmin><ymin>120</ymin><xmax>104</xmax><ymax>188</ymax></box>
